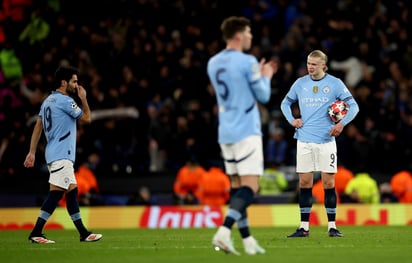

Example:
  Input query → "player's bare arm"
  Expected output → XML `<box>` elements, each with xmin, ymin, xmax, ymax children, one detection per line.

<box><xmin>23</xmin><ymin>118</ymin><xmax>43</xmax><ymax>168</ymax></box>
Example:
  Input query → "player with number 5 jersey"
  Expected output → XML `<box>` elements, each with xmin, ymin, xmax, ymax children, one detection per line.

<box><xmin>207</xmin><ymin>43</ymin><xmax>272</xmax><ymax>144</ymax></box>
<box><xmin>207</xmin><ymin>16</ymin><xmax>277</xmax><ymax>255</ymax></box>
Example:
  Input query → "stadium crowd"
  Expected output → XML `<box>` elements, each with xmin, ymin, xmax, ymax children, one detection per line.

<box><xmin>1</xmin><ymin>0</ymin><xmax>412</xmax><ymax>203</ymax></box>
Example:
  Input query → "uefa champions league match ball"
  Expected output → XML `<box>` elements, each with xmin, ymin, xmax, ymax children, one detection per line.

<box><xmin>328</xmin><ymin>100</ymin><xmax>349</xmax><ymax>123</ymax></box>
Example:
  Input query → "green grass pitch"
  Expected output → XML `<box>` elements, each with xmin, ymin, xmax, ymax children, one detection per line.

<box><xmin>0</xmin><ymin>226</ymin><xmax>410</xmax><ymax>263</ymax></box>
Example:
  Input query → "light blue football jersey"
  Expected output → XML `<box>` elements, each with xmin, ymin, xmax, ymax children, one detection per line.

<box><xmin>39</xmin><ymin>91</ymin><xmax>83</xmax><ymax>164</ymax></box>
<box><xmin>280</xmin><ymin>73</ymin><xmax>359</xmax><ymax>144</ymax></box>
<box><xmin>207</xmin><ymin>49</ymin><xmax>271</xmax><ymax>144</ymax></box>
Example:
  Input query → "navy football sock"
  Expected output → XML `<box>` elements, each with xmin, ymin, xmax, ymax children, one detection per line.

<box><xmin>222</xmin><ymin>186</ymin><xmax>254</xmax><ymax>229</ymax></box>
<box><xmin>66</xmin><ymin>188</ymin><xmax>89</xmax><ymax>236</ymax></box>
<box><xmin>31</xmin><ymin>190</ymin><xmax>64</xmax><ymax>236</ymax></box>
<box><xmin>324</xmin><ymin>188</ymin><xmax>337</xmax><ymax>222</ymax></box>
<box><xmin>299</xmin><ymin>188</ymin><xmax>313</xmax><ymax>222</ymax></box>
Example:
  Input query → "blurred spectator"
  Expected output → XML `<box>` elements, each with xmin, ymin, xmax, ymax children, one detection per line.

<box><xmin>0</xmin><ymin>0</ymin><xmax>33</xmax><ymax>44</ymax></box>
<box><xmin>337</xmin><ymin>123</ymin><xmax>371</xmax><ymax>173</ymax></box>
<box><xmin>379</xmin><ymin>182</ymin><xmax>398</xmax><ymax>203</ymax></box>
<box><xmin>196</xmin><ymin>166</ymin><xmax>230</xmax><ymax>206</ymax></box>
<box><xmin>173</xmin><ymin>157</ymin><xmax>206</xmax><ymax>205</ymax></box>
<box><xmin>127</xmin><ymin>186</ymin><xmax>157</xmax><ymax>206</ymax></box>
<box><xmin>329</xmin><ymin>56</ymin><xmax>363</xmax><ymax>89</ymax></box>
<box><xmin>390</xmin><ymin>170</ymin><xmax>412</xmax><ymax>203</ymax></box>
<box><xmin>0</xmin><ymin>41</ymin><xmax>23</xmax><ymax>83</ymax></box>
<box><xmin>18</xmin><ymin>8</ymin><xmax>50</xmax><ymax>71</ymax></box>
<box><xmin>0</xmin><ymin>81</ymin><xmax>26</xmax><ymax>176</ymax></box>
<box><xmin>344</xmin><ymin>172</ymin><xmax>380</xmax><ymax>203</ymax></box>
<box><xmin>334</xmin><ymin>165</ymin><xmax>355</xmax><ymax>202</ymax></box>
<box><xmin>1</xmin><ymin>0</ymin><xmax>412</xmax><ymax>205</ymax></box>
<box><xmin>75</xmin><ymin>162</ymin><xmax>102</xmax><ymax>206</ymax></box>
<box><xmin>147</xmin><ymin>96</ymin><xmax>172</xmax><ymax>172</ymax></box>
<box><xmin>18</xmin><ymin>8</ymin><xmax>50</xmax><ymax>46</ymax></box>
<box><xmin>259</xmin><ymin>162</ymin><xmax>288</xmax><ymax>195</ymax></box>
<box><xmin>265</xmin><ymin>127</ymin><xmax>288</xmax><ymax>166</ymax></box>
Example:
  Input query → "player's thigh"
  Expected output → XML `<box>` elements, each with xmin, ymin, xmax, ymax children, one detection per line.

<box><xmin>48</xmin><ymin>159</ymin><xmax>77</xmax><ymax>190</ymax></box>
<box><xmin>230</xmin><ymin>174</ymin><xmax>241</xmax><ymax>188</ymax></box>
<box><xmin>220</xmin><ymin>135</ymin><xmax>264</xmax><ymax>176</ymax></box>
<box><xmin>296</xmin><ymin>141</ymin><xmax>315</xmax><ymax>173</ymax></box>
<box><xmin>220</xmin><ymin>143</ymin><xmax>237</xmax><ymax>175</ymax></box>
<box><xmin>318</xmin><ymin>141</ymin><xmax>338</xmax><ymax>173</ymax></box>
<box><xmin>235</xmin><ymin>135</ymin><xmax>264</xmax><ymax>176</ymax></box>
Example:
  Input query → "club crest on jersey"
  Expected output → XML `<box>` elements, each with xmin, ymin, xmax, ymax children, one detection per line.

<box><xmin>313</xmin><ymin>86</ymin><xmax>318</xmax><ymax>93</ymax></box>
<box><xmin>323</xmin><ymin>86</ymin><xmax>330</xmax><ymax>93</ymax></box>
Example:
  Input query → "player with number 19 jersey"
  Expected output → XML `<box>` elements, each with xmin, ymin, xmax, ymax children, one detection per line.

<box><xmin>207</xmin><ymin>49</ymin><xmax>271</xmax><ymax>144</ymax></box>
<box><xmin>39</xmin><ymin>91</ymin><xmax>83</xmax><ymax>164</ymax></box>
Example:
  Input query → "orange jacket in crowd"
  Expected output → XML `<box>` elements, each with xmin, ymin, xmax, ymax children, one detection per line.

<box><xmin>196</xmin><ymin>166</ymin><xmax>230</xmax><ymax>206</ymax></box>
<box><xmin>173</xmin><ymin>162</ymin><xmax>207</xmax><ymax>201</ymax></box>
<box><xmin>390</xmin><ymin>170</ymin><xmax>412</xmax><ymax>203</ymax></box>
<box><xmin>312</xmin><ymin>166</ymin><xmax>354</xmax><ymax>204</ymax></box>
<box><xmin>334</xmin><ymin>165</ymin><xmax>355</xmax><ymax>195</ymax></box>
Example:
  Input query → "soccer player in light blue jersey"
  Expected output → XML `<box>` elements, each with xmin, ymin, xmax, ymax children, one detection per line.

<box><xmin>207</xmin><ymin>16</ymin><xmax>277</xmax><ymax>255</ymax></box>
<box><xmin>24</xmin><ymin>66</ymin><xmax>102</xmax><ymax>243</ymax></box>
<box><xmin>281</xmin><ymin>50</ymin><xmax>359</xmax><ymax>238</ymax></box>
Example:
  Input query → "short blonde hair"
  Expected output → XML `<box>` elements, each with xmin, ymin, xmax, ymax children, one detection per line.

<box><xmin>308</xmin><ymin>50</ymin><xmax>328</xmax><ymax>72</ymax></box>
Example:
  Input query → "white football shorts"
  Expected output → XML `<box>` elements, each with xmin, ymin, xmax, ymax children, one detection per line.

<box><xmin>296</xmin><ymin>140</ymin><xmax>337</xmax><ymax>173</ymax></box>
<box><xmin>220</xmin><ymin>135</ymin><xmax>264</xmax><ymax>176</ymax></box>
<box><xmin>48</xmin><ymin>159</ymin><xmax>77</xmax><ymax>190</ymax></box>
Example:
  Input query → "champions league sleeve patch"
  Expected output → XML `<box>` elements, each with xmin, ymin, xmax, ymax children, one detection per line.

<box><xmin>71</xmin><ymin>102</ymin><xmax>81</xmax><ymax>114</ymax></box>
<box><xmin>251</xmin><ymin>63</ymin><xmax>261</xmax><ymax>81</ymax></box>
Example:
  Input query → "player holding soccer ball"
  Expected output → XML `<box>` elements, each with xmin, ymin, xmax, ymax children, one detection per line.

<box><xmin>280</xmin><ymin>50</ymin><xmax>359</xmax><ymax>238</ymax></box>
